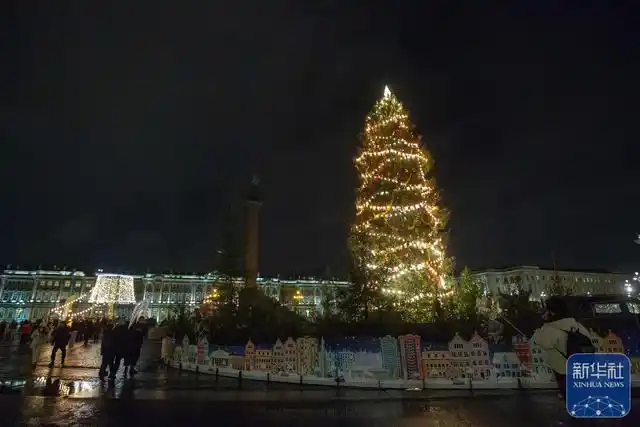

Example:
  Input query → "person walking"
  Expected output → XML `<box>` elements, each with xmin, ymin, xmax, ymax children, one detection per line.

<box><xmin>29</xmin><ymin>326</ymin><xmax>46</xmax><ymax>368</ymax></box>
<box><xmin>125</xmin><ymin>324</ymin><xmax>144</xmax><ymax>377</ymax></box>
<box><xmin>49</xmin><ymin>322</ymin><xmax>71</xmax><ymax>368</ymax></box>
<box><xmin>98</xmin><ymin>321</ymin><xmax>115</xmax><ymax>381</ymax></box>
<box><xmin>83</xmin><ymin>320</ymin><xmax>94</xmax><ymax>346</ymax></box>
<box><xmin>7</xmin><ymin>321</ymin><xmax>18</xmax><ymax>343</ymax></box>
<box><xmin>110</xmin><ymin>319</ymin><xmax>129</xmax><ymax>380</ymax></box>
<box><xmin>533</xmin><ymin>296</ymin><xmax>594</xmax><ymax>400</ymax></box>
<box><xmin>68</xmin><ymin>323</ymin><xmax>78</xmax><ymax>348</ymax></box>
<box><xmin>0</xmin><ymin>321</ymin><xmax>6</xmax><ymax>342</ymax></box>
<box><xmin>19</xmin><ymin>321</ymin><xmax>32</xmax><ymax>345</ymax></box>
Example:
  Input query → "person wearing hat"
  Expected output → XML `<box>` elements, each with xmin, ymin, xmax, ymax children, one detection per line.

<box><xmin>533</xmin><ymin>296</ymin><xmax>593</xmax><ymax>399</ymax></box>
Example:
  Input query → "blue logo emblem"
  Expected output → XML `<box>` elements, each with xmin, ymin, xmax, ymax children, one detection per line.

<box><xmin>566</xmin><ymin>353</ymin><xmax>631</xmax><ymax>419</ymax></box>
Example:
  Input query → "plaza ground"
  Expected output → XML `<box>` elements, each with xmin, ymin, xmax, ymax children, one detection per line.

<box><xmin>0</xmin><ymin>342</ymin><xmax>639</xmax><ymax>426</ymax></box>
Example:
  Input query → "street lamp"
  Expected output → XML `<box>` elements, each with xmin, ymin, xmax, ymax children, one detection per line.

<box><xmin>624</xmin><ymin>280</ymin><xmax>633</xmax><ymax>298</ymax></box>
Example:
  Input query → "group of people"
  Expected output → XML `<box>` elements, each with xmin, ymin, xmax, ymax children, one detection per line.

<box><xmin>1</xmin><ymin>318</ymin><xmax>107</xmax><ymax>360</ymax></box>
<box><xmin>4</xmin><ymin>315</ymin><xmax>147</xmax><ymax>383</ymax></box>
<box><xmin>0</xmin><ymin>319</ymin><xmax>44</xmax><ymax>345</ymax></box>
<box><xmin>97</xmin><ymin>318</ymin><xmax>146</xmax><ymax>381</ymax></box>
<box><xmin>0</xmin><ymin>318</ymin><xmax>72</xmax><ymax>365</ymax></box>
<box><xmin>46</xmin><ymin>317</ymin><xmax>146</xmax><ymax>381</ymax></box>
<box><xmin>46</xmin><ymin>318</ymin><xmax>114</xmax><ymax>366</ymax></box>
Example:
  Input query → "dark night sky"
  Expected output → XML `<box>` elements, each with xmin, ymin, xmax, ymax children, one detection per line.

<box><xmin>2</xmin><ymin>2</ymin><xmax>638</xmax><ymax>277</ymax></box>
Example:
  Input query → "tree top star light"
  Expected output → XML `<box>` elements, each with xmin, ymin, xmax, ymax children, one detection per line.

<box><xmin>88</xmin><ymin>274</ymin><xmax>136</xmax><ymax>305</ymax></box>
<box><xmin>351</xmin><ymin>85</ymin><xmax>451</xmax><ymax>320</ymax></box>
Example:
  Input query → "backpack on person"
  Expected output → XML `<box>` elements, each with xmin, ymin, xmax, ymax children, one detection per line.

<box><xmin>561</xmin><ymin>326</ymin><xmax>595</xmax><ymax>358</ymax></box>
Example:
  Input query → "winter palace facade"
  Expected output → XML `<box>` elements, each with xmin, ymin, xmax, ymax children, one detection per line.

<box><xmin>0</xmin><ymin>265</ymin><xmax>632</xmax><ymax>322</ymax></box>
<box><xmin>472</xmin><ymin>265</ymin><xmax>630</xmax><ymax>300</ymax></box>
<box><xmin>0</xmin><ymin>269</ymin><xmax>350</xmax><ymax>322</ymax></box>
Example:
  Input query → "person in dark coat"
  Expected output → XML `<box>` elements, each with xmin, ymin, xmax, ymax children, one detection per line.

<box><xmin>49</xmin><ymin>322</ymin><xmax>70</xmax><ymax>367</ymax></box>
<box><xmin>83</xmin><ymin>320</ymin><xmax>94</xmax><ymax>346</ymax></box>
<box><xmin>125</xmin><ymin>324</ymin><xmax>144</xmax><ymax>377</ymax></box>
<box><xmin>110</xmin><ymin>319</ymin><xmax>129</xmax><ymax>380</ymax></box>
<box><xmin>0</xmin><ymin>321</ymin><xmax>6</xmax><ymax>342</ymax></box>
<box><xmin>98</xmin><ymin>321</ymin><xmax>115</xmax><ymax>380</ymax></box>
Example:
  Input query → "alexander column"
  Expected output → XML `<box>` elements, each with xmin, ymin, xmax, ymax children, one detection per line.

<box><xmin>245</xmin><ymin>175</ymin><xmax>262</xmax><ymax>289</ymax></box>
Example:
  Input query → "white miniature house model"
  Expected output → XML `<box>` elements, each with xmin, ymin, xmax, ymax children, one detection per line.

<box><xmin>209</xmin><ymin>349</ymin><xmax>231</xmax><ymax>368</ymax></box>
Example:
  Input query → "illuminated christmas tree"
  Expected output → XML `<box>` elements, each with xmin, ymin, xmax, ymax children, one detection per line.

<box><xmin>351</xmin><ymin>86</ymin><xmax>450</xmax><ymax>321</ymax></box>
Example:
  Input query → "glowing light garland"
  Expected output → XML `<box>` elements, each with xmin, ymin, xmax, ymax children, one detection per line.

<box><xmin>47</xmin><ymin>275</ymin><xmax>135</xmax><ymax>319</ymax></box>
<box><xmin>88</xmin><ymin>274</ymin><xmax>136</xmax><ymax>304</ymax></box>
<box><xmin>351</xmin><ymin>86</ymin><xmax>450</xmax><ymax>318</ymax></box>
<box><xmin>50</xmin><ymin>293</ymin><xmax>88</xmax><ymax>316</ymax></box>
<box><xmin>68</xmin><ymin>306</ymin><xmax>96</xmax><ymax>318</ymax></box>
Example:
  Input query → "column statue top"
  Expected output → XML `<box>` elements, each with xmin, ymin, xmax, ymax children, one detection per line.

<box><xmin>247</xmin><ymin>174</ymin><xmax>262</xmax><ymax>204</ymax></box>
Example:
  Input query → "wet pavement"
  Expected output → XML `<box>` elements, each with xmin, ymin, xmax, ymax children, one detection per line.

<box><xmin>0</xmin><ymin>390</ymin><xmax>638</xmax><ymax>426</ymax></box>
<box><xmin>0</xmin><ymin>339</ymin><xmax>113</xmax><ymax>376</ymax></box>
<box><xmin>1</xmin><ymin>342</ymin><xmax>639</xmax><ymax>425</ymax></box>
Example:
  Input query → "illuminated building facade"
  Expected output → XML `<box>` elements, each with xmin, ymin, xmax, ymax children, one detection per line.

<box><xmin>0</xmin><ymin>270</ymin><xmax>93</xmax><ymax>322</ymax></box>
<box><xmin>472</xmin><ymin>265</ymin><xmax>630</xmax><ymax>299</ymax></box>
<box><xmin>0</xmin><ymin>268</ymin><xmax>349</xmax><ymax>322</ymax></box>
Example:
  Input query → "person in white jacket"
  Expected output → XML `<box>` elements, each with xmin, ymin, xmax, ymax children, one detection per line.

<box><xmin>532</xmin><ymin>296</ymin><xmax>592</xmax><ymax>399</ymax></box>
<box><xmin>29</xmin><ymin>326</ymin><xmax>47</xmax><ymax>368</ymax></box>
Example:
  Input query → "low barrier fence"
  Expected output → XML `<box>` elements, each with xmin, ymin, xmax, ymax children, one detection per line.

<box><xmin>161</xmin><ymin>331</ymin><xmax>640</xmax><ymax>391</ymax></box>
<box><xmin>166</xmin><ymin>358</ymin><xmax>562</xmax><ymax>390</ymax></box>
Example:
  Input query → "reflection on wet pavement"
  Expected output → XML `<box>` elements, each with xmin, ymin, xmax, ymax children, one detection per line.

<box><xmin>0</xmin><ymin>379</ymin><xmax>26</xmax><ymax>394</ymax></box>
<box><xmin>32</xmin><ymin>376</ymin><xmax>100</xmax><ymax>397</ymax></box>
<box><xmin>0</xmin><ymin>339</ymin><xmax>160</xmax><ymax>376</ymax></box>
<box><xmin>1</xmin><ymin>340</ymin><xmax>337</xmax><ymax>399</ymax></box>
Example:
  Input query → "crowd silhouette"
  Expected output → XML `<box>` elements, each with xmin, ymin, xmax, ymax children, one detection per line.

<box><xmin>1</xmin><ymin>315</ymin><xmax>147</xmax><ymax>381</ymax></box>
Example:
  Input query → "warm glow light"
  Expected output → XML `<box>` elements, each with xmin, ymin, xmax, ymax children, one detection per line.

<box><xmin>351</xmin><ymin>84</ymin><xmax>449</xmax><ymax>318</ymax></box>
<box><xmin>88</xmin><ymin>274</ymin><xmax>135</xmax><ymax>304</ymax></box>
<box><xmin>50</xmin><ymin>293</ymin><xmax>88</xmax><ymax>316</ymax></box>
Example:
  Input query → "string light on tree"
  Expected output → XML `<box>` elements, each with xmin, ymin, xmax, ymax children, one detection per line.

<box><xmin>50</xmin><ymin>293</ymin><xmax>88</xmax><ymax>317</ymax></box>
<box><xmin>351</xmin><ymin>85</ymin><xmax>451</xmax><ymax>321</ymax></box>
<box><xmin>68</xmin><ymin>306</ymin><xmax>96</xmax><ymax>318</ymax></box>
<box><xmin>200</xmin><ymin>287</ymin><xmax>220</xmax><ymax>316</ymax></box>
<box><xmin>203</xmin><ymin>287</ymin><xmax>220</xmax><ymax>305</ymax></box>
